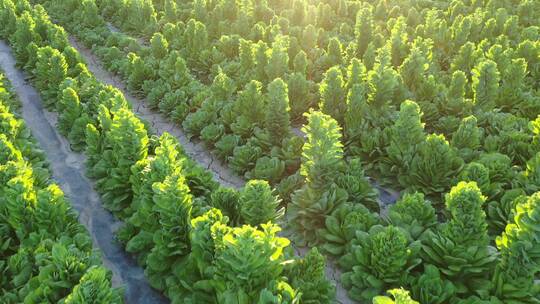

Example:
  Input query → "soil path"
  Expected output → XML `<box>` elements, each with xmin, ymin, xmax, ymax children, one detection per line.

<box><xmin>0</xmin><ymin>40</ymin><xmax>169</xmax><ymax>304</ymax></box>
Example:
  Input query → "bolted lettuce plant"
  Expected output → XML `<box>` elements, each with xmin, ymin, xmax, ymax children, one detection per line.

<box><xmin>288</xmin><ymin>111</ymin><xmax>347</xmax><ymax>245</ymax></box>
<box><xmin>340</xmin><ymin>225</ymin><xmax>421</xmax><ymax>303</ymax></box>
<box><xmin>421</xmin><ymin>182</ymin><xmax>497</xmax><ymax>293</ymax></box>
<box><xmin>492</xmin><ymin>192</ymin><xmax>540</xmax><ymax>303</ymax></box>
<box><xmin>384</xmin><ymin>100</ymin><xmax>425</xmax><ymax>178</ymax></box>
<box><xmin>286</xmin><ymin>248</ymin><xmax>336</xmax><ymax>303</ymax></box>
<box><xmin>238</xmin><ymin>180</ymin><xmax>284</xmax><ymax>226</ymax></box>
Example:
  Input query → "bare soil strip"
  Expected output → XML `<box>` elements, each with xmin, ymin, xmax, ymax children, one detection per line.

<box><xmin>0</xmin><ymin>40</ymin><xmax>168</xmax><ymax>304</ymax></box>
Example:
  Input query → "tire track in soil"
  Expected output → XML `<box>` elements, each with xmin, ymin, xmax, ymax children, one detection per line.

<box><xmin>0</xmin><ymin>40</ymin><xmax>168</xmax><ymax>304</ymax></box>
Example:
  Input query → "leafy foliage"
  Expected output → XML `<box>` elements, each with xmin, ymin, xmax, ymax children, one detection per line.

<box><xmin>340</xmin><ymin>225</ymin><xmax>421</xmax><ymax>302</ymax></box>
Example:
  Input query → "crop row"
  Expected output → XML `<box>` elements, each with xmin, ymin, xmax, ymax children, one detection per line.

<box><xmin>0</xmin><ymin>1</ymin><xmax>337</xmax><ymax>303</ymax></box>
<box><xmin>0</xmin><ymin>73</ymin><xmax>121</xmax><ymax>302</ymax></box>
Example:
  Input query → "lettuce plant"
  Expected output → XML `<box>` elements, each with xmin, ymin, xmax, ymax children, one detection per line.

<box><xmin>336</xmin><ymin>158</ymin><xmax>379</xmax><ymax>212</ymax></box>
<box><xmin>64</xmin><ymin>266</ymin><xmax>123</xmax><ymax>304</ymax></box>
<box><xmin>299</xmin><ymin>110</ymin><xmax>344</xmax><ymax>189</ymax></box>
<box><xmin>421</xmin><ymin>182</ymin><xmax>497</xmax><ymax>292</ymax></box>
<box><xmin>34</xmin><ymin>46</ymin><xmax>68</xmax><ymax>108</ymax></box>
<box><xmin>410</xmin><ymin>265</ymin><xmax>456</xmax><ymax>304</ymax></box>
<box><xmin>288</xmin><ymin>111</ymin><xmax>348</xmax><ymax>245</ymax></box>
<box><xmin>145</xmin><ymin>172</ymin><xmax>192</xmax><ymax>291</ymax></box>
<box><xmin>492</xmin><ymin>192</ymin><xmax>540</xmax><ymax>303</ymax></box>
<box><xmin>286</xmin><ymin>248</ymin><xmax>336</xmax><ymax>303</ymax></box>
<box><xmin>319</xmin><ymin>66</ymin><xmax>346</xmax><ymax>124</ymax></box>
<box><xmin>210</xmin><ymin>187</ymin><xmax>240</xmax><ymax>225</ymax></box>
<box><xmin>90</xmin><ymin>108</ymin><xmax>149</xmax><ymax>216</ymax></box>
<box><xmin>238</xmin><ymin>180</ymin><xmax>284</xmax><ymax>226</ymax></box>
<box><xmin>340</xmin><ymin>225</ymin><xmax>421</xmax><ymax>302</ymax></box>
<box><xmin>451</xmin><ymin>116</ymin><xmax>482</xmax><ymax>162</ymax></box>
<box><xmin>386</xmin><ymin>192</ymin><xmax>437</xmax><ymax>240</ymax></box>
<box><xmin>212</xmin><ymin>223</ymin><xmax>293</xmax><ymax>303</ymax></box>
<box><xmin>384</xmin><ymin>100</ymin><xmax>425</xmax><ymax>177</ymax></box>
<box><xmin>318</xmin><ymin>202</ymin><xmax>380</xmax><ymax>256</ymax></box>
<box><xmin>247</xmin><ymin>156</ymin><xmax>285</xmax><ymax>184</ymax></box>
<box><xmin>264</xmin><ymin>78</ymin><xmax>291</xmax><ymax>145</ymax></box>
<box><xmin>228</xmin><ymin>141</ymin><xmax>262</xmax><ymax>175</ymax></box>
<box><xmin>402</xmin><ymin>134</ymin><xmax>464</xmax><ymax>196</ymax></box>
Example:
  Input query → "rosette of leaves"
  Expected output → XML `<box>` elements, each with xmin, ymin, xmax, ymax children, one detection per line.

<box><xmin>214</xmin><ymin>134</ymin><xmax>241</xmax><ymax>160</ymax></box>
<box><xmin>89</xmin><ymin>108</ymin><xmax>149</xmax><ymax>217</ymax></box>
<box><xmin>264</xmin><ymin>78</ymin><xmax>291</xmax><ymax>146</ymax></box>
<box><xmin>386</xmin><ymin>192</ymin><xmax>437</xmax><ymax>240</ymax></box>
<box><xmin>247</xmin><ymin>156</ymin><xmax>285</xmax><ymax>184</ymax></box>
<box><xmin>476</xmin><ymin>153</ymin><xmax>516</xmax><ymax>193</ymax></box>
<box><xmin>34</xmin><ymin>46</ymin><xmax>68</xmax><ymax>108</ymax></box>
<box><xmin>239</xmin><ymin>180</ymin><xmax>284</xmax><ymax>226</ymax></box>
<box><xmin>384</xmin><ymin>100</ymin><xmax>426</xmax><ymax>177</ymax></box>
<box><xmin>410</xmin><ymin>265</ymin><xmax>456</xmax><ymax>304</ymax></box>
<box><xmin>228</xmin><ymin>141</ymin><xmax>262</xmax><ymax>175</ymax></box>
<box><xmin>210</xmin><ymin>187</ymin><xmax>240</xmax><ymax>226</ymax></box>
<box><xmin>183</xmin><ymin>107</ymin><xmax>218</xmax><ymax>138</ymax></box>
<box><xmin>492</xmin><ymin>192</ymin><xmax>540</xmax><ymax>303</ymax></box>
<box><xmin>421</xmin><ymin>182</ymin><xmax>497</xmax><ymax>292</ymax></box>
<box><xmin>402</xmin><ymin>134</ymin><xmax>464</xmax><ymax>196</ymax></box>
<box><xmin>340</xmin><ymin>225</ymin><xmax>421</xmax><ymax>303</ymax></box>
<box><xmin>319</xmin><ymin>66</ymin><xmax>346</xmax><ymax>124</ymax></box>
<box><xmin>64</xmin><ymin>266</ymin><xmax>123</xmax><ymax>304</ymax></box>
<box><xmin>212</xmin><ymin>223</ymin><xmax>293</xmax><ymax>303</ymax></box>
<box><xmin>145</xmin><ymin>172</ymin><xmax>193</xmax><ymax>291</ymax></box>
<box><xmin>318</xmin><ymin>202</ymin><xmax>380</xmax><ymax>256</ymax></box>
<box><xmin>200</xmin><ymin>123</ymin><xmax>225</xmax><ymax>147</ymax></box>
<box><xmin>487</xmin><ymin>189</ymin><xmax>526</xmax><ymax>237</ymax></box>
<box><xmin>300</xmin><ymin>110</ymin><xmax>344</xmax><ymax>189</ymax></box>
<box><xmin>275</xmin><ymin>172</ymin><xmax>304</xmax><ymax>205</ymax></box>
<box><xmin>523</xmin><ymin>152</ymin><xmax>540</xmax><ymax>193</ymax></box>
<box><xmin>275</xmin><ymin>135</ymin><xmax>304</xmax><ymax>174</ymax></box>
<box><xmin>472</xmin><ymin>59</ymin><xmax>500</xmax><ymax>113</ymax></box>
<box><xmin>18</xmin><ymin>240</ymin><xmax>100</xmax><ymax>303</ymax></box>
<box><xmin>286</xmin><ymin>248</ymin><xmax>336</xmax><ymax>303</ymax></box>
<box><xmin>126</xmin><ymin>52</ymin><xmax>152</xmax><ymax>94</ymax></box>
<box><xmin>451</xmin><ymin>116</ymin><xmax>482</xmax><ymax>162</ymax></box>
<box><xmin>122</xmin><ymin>133</ymin><xmax>184</xmax><ymax>248</ymax></box>
<box><xmin>336</xmin><ymin>158</ymin><xmax>379</xmax><ymax>212</ymax></box>
<box><xmin>373</xmin><ymin>289</ymin><xmax>419</xmax><ymax>304</ymax></box>
<box><xmin>288</xmin><ymin>184</ymin><xmax>348</xmax><ymax>246</ymax></box>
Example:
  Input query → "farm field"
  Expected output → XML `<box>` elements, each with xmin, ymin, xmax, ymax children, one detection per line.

<box><xmin>0</xmin><ymin>0</ymin><xmax>539</xmax><ymax>303</ymax></box>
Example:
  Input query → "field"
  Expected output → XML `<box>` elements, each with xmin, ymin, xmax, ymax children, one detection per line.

<box><xmin>0</xmin><ymin>0</ymin><xmax>539</xmax><ymax>303</ymax></box>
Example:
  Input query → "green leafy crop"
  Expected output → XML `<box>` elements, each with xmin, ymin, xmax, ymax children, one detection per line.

<box><xmin>238</xmin><ymin>180</ymin><xmax>284</xmax><ymax>226</ymax></box>
<box><xmin>340</xmin><ymin>226</ymin><xmax>421</xmax><ymax>302</ymax></box>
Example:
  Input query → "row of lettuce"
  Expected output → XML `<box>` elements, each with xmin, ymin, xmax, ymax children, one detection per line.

<box><xmin>0</xmin><ymin>74</ymin><xmax>121</xmax><ymax>301</ymax></box>
<box><xmin>20</xmin><ymin>0</ymin><xmax>540</xmax><ymax>303</ymax></box>
<box><xmin>0</xmin><ymin>1</ymin><xmax>341</xmax><ymax>303</ymax></box>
